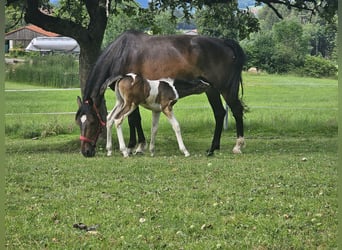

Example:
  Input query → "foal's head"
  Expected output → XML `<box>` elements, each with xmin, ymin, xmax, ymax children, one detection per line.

<box><xmin>75</xmin><ymin>97</ymin><xmax>106</xmax><ymax>157</ymax></box>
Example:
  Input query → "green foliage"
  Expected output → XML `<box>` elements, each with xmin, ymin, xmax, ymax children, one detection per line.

<box><xmin>149</xmin><ymin>10</ymin><xmax>179</xmax><ymax>35</ymax></box>
<box><xmin>243</xmin><ymin>19</ymin><xmax>315</xmax><ymax>74</ymax></box>
<box><xmin>5</xmin><ymin>54</ymin><xmax>79</xmax><ymax>88</ymax></box>
<box><xmin>7</xmin><ymin>48</ymin><xmax>27</xmax><ymax>58</ymax></box>
<box><xmin>5</xmin><ymin>5</ymin><xmax>26</xmax><ymax>32</ymax></box>
<box><xmin>271</xmin><ymin>20</ymin><xmax>308</xmax><ymax>73</ymax></box>
<box><xmin>103</xmin><ymin>3</ymin><xmax>179</xmax><ymax>47</ymax></box>
<box><xmin>53</xmin><ymin>0</ymin><xmax>89</xmax><ymax>26</ymax></box>
<box><xmin>103</xmin><ymin>1</ymin><xmax>151</xmax><ymax>46</ymax></box>
<box><xmin>195</xmin><ymin>2</ymin><xmax>259</xmax><ymax>40</ymax></box>
<box><xmin>297</xmin><ymin>56</ymin><xmax>337</xmax><ymax>78</ymax></box>
<box><xmin>242</xmin><ymin>32</ymin><xmax>276</xmax><ymax>71</ymax></box>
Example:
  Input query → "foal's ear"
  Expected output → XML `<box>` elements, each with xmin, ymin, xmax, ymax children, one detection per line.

<box><xmin>77</xmin><ymin>96</ymin><xmax>82</xmax><ymax>108</ymax></box>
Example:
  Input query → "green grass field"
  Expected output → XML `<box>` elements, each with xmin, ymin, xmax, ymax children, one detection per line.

<box><xmin>5</xmin><ymin>73</ymin><xmax>338</xmax><ymax>249</ymax></box>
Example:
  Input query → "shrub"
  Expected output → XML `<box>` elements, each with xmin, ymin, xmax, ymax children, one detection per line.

<box><xmin>5</xmin><ymin>54</ymin><xmax>79</xmax><ymax>88</ymax></box>
<box><xmin>297</xmin><ymin>56</ymin><xmax>337</xmax><ymax>78</ymax></box>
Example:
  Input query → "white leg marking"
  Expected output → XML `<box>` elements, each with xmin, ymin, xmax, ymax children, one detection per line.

<box><xmin>116</xmin><ymin>123</ymin><xmax>129</xmax><ymax>157</ymax></box>
<box><xmin>150</xmin><ymin>112</ymin><xmax>161</xmax><ymax>157</ymax></box>
<box><xmin>167</xmin><ymin>113</ymin><xmax>190</xmax><ymax>157</ymax></box>
<box><xmin>106</xmin><ymin>108</ymin><xmax>116</xmax><ymax>156</ymax></box>
<box><xmin>134</xmin><ymin>141</ymin><xmax>147</xmax><ymax>155</ymax></box>
<box><xmin>232</xmin><ymin>136</ymin><xmax>245</xmax><ymax>154</ymax></box>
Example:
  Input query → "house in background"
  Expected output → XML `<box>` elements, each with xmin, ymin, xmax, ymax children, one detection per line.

<box><xmin>5</xmin><ymin>25</ymin><xmax>60</xmax><ymax>53</ymax></box>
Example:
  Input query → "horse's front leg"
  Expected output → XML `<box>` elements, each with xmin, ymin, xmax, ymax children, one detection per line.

<box><xmin>150</xmin><ymin>111</ymin><xmax>161</xmax><ymax>157</ymax></box>
<box><xmin>128</xmin><ymin>107</ymin><xmax>146</xmax><ymax>155</ymax></box>
<box><xmin>205</xmin><ymin>88</ymin><xmax>226</xmax><ymax>156</ymax></box>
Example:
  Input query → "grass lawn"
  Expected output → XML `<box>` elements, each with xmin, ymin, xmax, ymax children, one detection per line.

<box><xmin>5</xmin><ymin>73</ymin><xmax>338</xmax><ymax>249</ymax></box>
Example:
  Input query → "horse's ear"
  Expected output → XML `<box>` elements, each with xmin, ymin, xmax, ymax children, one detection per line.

<box><xmin>100</xmin><ymin>75</ymin><xmax>123</xmax><ymax>95</ymax></box>
<box><xmin>77</xmin><ymin>96</ymin><xmax>82</xmax><ymax>108</ymax></box>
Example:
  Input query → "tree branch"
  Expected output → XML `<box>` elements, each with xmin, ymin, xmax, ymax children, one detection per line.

<box><xmin>25</xmin><ymin>0</ymin><xmax>89</xmax><ymax>42</ymax></box>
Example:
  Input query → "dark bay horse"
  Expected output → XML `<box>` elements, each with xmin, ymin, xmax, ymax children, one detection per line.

<box><xmin>76</xmin><ymin>30</ymin><xmax>246</xmax><ymax>157</ymax></box>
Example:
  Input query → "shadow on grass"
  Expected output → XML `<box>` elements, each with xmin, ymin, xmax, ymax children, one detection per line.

<box><xmin>6</xmin><ymin>136</ymin><xmax>83</xmax><ymax>154</ymax></box>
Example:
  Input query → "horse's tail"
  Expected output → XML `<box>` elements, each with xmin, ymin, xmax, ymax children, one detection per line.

<box><xmin>224</xmin><ymin>39</ymin><xmax>246</xmax><ymax>102</ymax></box>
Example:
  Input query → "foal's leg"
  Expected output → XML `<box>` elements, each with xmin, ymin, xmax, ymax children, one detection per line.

<box><xmin>163</xmin><ymin>109</ymin><xmax>190</xmax><ymax>157</ymax></box>
<box><xmin>115</xmin><ymin>123</ymin><xmax>129</xmax><ymax>157</ymax></box>
<box><xmin>106</xmin><ymin>106</ymin><xmax>118</xmax><ymax>156</ymax></box>
<box><xmin>149</xmin><ymin>111</ymin><xmax>161</xmax><ymax>157</ymax></box>
<box><xmin>205</xmin><ymin>88</ymin><xmax>226</xmax><ymax>156</ymax></box>
<box><xmin>114</xmin><ymin>105</ymin><xmax>138</xmax><ymax>157</ymax></box>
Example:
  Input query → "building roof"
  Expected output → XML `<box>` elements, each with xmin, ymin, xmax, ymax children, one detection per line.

<box><xmin>6</xmin><ymin>25</ymin><xmax>60</xmax><ymax>37</ymax></box>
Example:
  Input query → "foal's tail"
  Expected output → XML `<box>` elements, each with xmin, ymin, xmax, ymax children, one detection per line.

<box><xmin>224</xmin><ymin>39</ymin><xmax>246</xmax><ymax>102</ymax></box>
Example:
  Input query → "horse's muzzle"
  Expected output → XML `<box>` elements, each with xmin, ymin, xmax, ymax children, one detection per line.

<box><xmin>81</xmin><ymin>143</ymin><xmax>96</xmax><ymax>157</ymax></box>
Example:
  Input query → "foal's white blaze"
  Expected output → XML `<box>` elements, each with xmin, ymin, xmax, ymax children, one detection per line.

<box><xmin>81</xmin><ymin>115</ymin><xmax>87</xmax><ymax>124</ymax></box>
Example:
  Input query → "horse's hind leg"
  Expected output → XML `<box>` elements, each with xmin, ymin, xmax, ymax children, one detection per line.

<box><xmin>226</xmin><ymin>98</ymin><xmax>245</xmax><ymax>154</ymax></box>
<box><xmin>205</xmin><ymin>88</ymin><xmax>226</xmax><ymax>156</ymax></box>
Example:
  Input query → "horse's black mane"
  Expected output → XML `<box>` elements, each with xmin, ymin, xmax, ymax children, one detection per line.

<box><xmin>83</xmin><ymin>30</ymin><xmax>145</xmax><ymax>101</ymax></box>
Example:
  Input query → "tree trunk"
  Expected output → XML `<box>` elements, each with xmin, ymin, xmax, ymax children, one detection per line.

<box><xmin>78</xmin><ymin>41</ymin><xmax>102</xmax><ymax>96</ymax></box>
<box><xmin>24</xmin><ymin>0</ymin><xmax>108</xmax><ymax>94</ymax></box>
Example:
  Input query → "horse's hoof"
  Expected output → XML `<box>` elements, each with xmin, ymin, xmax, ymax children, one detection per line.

<box><xmin>184</xmin><ymin>151</ymin><xmax>190</xmax><ymax>157</ymax></box>
<box><xmin>134</xmin><ymin>151</ymin><xmax>144</xmax><ymax>156</ymax></box>
<box><xmin>232</xmin><ymin>148</ymin><xmax>242</xmax><ymax>154</ymax></box>
<box><xmin>206</xmin><ymin>149</ymin><xmax>214</xmax><ymax>156</ymax></box>
<box><xmin>107</xmin><ymin>151</ymin><xmax>112</xmax><ymax>157</ymax></box>
<box><xmin>127</xmin><ymin>148</ymin><xmax>133</xmax><ymax>155</ymax></box>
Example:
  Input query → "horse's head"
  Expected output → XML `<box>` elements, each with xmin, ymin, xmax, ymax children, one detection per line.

<box><xmin>75</xmin><ymin>96</ymin><xmax>106</xmax><ymax>157</ymax></box>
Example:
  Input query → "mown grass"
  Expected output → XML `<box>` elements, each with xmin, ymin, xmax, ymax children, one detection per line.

<box><xmin>5</xmin><ymin>73</ymin><xmax>338</xmax><ymax>249</ymax></box>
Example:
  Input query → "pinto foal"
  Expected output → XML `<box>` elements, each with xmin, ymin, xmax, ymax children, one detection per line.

<box><xmin>103</xmin><ymin>73</ymin><xmax>210</xmax><ymax>157</ymax></box>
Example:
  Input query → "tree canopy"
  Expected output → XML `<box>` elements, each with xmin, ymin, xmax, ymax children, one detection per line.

<box><xmin>5</xmin><ymin>0</ymin><xmax>338</xmax><ymax>90</ymax></box>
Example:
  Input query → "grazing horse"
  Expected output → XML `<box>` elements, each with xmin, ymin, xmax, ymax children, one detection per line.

<box><xmin>75</xmin><ymin>30</ymin><xmax>246</xmax><ymax>157</ymax></box>
<box><xmin>103</xmin><ymin>73</ymin><xmax>210</xmax><ymax>157</ymax></box>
